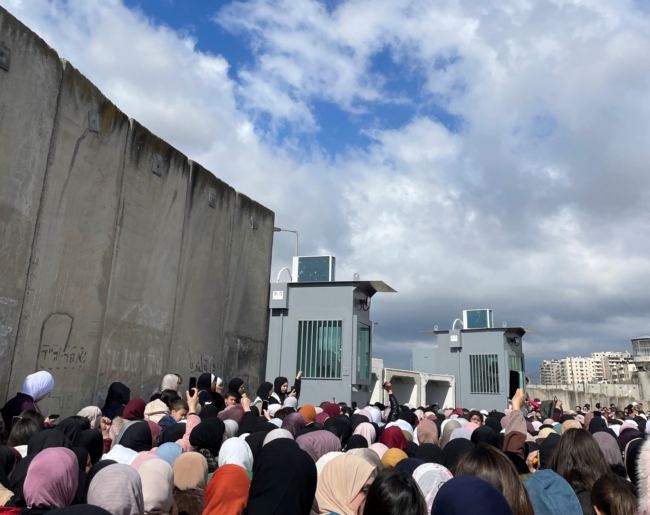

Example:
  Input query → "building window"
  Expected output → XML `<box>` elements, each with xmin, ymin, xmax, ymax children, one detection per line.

<box><xmin>357</xmin><ymin>323</ymin><xmax>371</xmax><ymax>380</ymax></box>
<box><xmin>296</xmin><ymin>320</ymin><xmax>342</xmax><ymax>379</ymax></box>
<box><xmin>470</xmin><ymin>354</ymin><xmax>500</xmax><ymax>394</ymax></box>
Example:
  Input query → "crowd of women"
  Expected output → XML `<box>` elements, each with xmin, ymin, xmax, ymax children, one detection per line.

<box><xmin>1</xmin><ymin>370</ymin><xmax>649</xmax><ymax>515</ymax></box>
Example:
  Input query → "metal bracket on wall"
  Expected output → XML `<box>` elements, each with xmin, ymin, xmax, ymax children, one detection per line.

<box><xmin>250</xmin><ymin>216</ymin><xmax>258</xmax><ymax>230</ymax></box>
<box><xmin>208</xmin><ymin>189</ymin><xmax>217</xmax><ymax>208</ymax></box>
<box><xmin>88</xmin><ymin>111</ymin><xmax>100</xmax><ymax>133</ymax></box>
<box><xmin>152</xmin><ymin>156</ymin><xmax>163</xmax><ymax>177</ymax></box>
<box><xmin>0</xmin><ymin>42</ymin><xmax>10</xmax><ymax>71</ymax></box>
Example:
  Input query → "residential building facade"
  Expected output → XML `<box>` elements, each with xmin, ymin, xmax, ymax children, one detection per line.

<box><xmin>540</xmin><ymin>352</ymin><xmax>635</xmax><ymax>385</ymax></box>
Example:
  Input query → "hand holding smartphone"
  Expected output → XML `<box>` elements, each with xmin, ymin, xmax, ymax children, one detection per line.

<box><xmin>188</xmin><ymin>377</ymin><xmax>197</xmax><ymax>396</ymax></box>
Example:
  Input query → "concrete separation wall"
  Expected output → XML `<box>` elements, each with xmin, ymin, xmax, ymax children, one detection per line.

<box><xmin>527</xmin><ymin>383</ymin><xmax>646</xmax><ymax>409</ymax></box>
<box><xmin>0</xmin><ymin>7</ymin><xmax>274</xmax><ymax>414</ymax></box>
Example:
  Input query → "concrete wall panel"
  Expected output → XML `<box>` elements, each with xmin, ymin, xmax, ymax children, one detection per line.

<box><xmin>95</xmin><ymin>121</ymin><xmax>189</xmax><ymax>402</ymax></box>
<box><xmin>9</xmin><ymin>62</ymin><xmax>130</xmax><ymax>416</ymax></box>
<box><xmin>527</xmin><ymin>383</ymin><xmax>644</xmax><ymax>408</ymax></box>
<box><xmin>166</xmin><ymin>162</ymin><xmax>235</xmax><ymax>388</ymax></box>
<box><xmin>0</xmin><ymin>7</ymin><xmax>63</xmax><ymax>401</ymax></box>
<box><xmin>0</xmin><ymin>7</ymin><xmax>275</xmax><ymax>413</ymax></box>
<box><xmin>221</xmin><ymin>194</ymin><xmax>274</xmax><ymax>390</ymax></box>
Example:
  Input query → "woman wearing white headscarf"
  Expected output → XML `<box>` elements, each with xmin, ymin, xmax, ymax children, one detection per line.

<box><xmin>218</xmin><ymin>437</ymin><xmax>254</xmax><ymax>471</ymax></box>
<box><xmin>1</xmin><ymin>371</ymin><xmax>55</xmax><ymax>431</ymax></box>
<box><xmin>223</xmin><ymin>419</ymin><xmax>239</xmax><ymax>439</ymax></box>
<box><xmin>161</xmin><ymin>374</ymin><xmax>179</xmax><ymax>392</ymax></box>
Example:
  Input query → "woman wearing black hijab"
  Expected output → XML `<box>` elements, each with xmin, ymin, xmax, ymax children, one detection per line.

<box><xmin>72</xmin><ymin>447</ymin><xmax>91</xmax><ymax>473</ymax></box>
<box><xmin>189</xmin><ymin>417</ymin><xmax>225</xmax><ymax>472</ymax></box>
<box><xmin>228</xmin><ymin>378</ymin><xmax>245</xmax><ymax>402</ymax></box>
<box><xmin>270</xmin><ymin>372</ymin><xmax>302</xmax><ymax>405</ymax></box>
<box><xmin>118</xmin><ymin>421</ymin><xmax>153</xmax><ymax>453</ymax></box>
<box><xmin>101</xmin><ymin>382</ymin><xmax>130</xmax><ymax>419</ymax></box>
<box><xmin>246</xmin><ymin>428</ymin><xmax>276</xmax><ymax>463</ymax></box>
<box><xmin>416</xmin><ymin>443</ymin><xmax>444</xmax><ymax>464</ymax></box>
<box><xmin>441</xmin><ymin>438</ymin><xmax>473</xmax><ymax>475</ymax></box>
<box><xmin>196</xmin><ymin>373</ymin><xmax>222</xmax><ymax>410</ymax></box>
<box><xmin>471</xmin><ymin>425</ymin><xmax>500</xmax><ymax>448</ymax></box>
<box><xmin>0</xmin><ymin>445</ymin><xmax>15</xmax><ymax>504</ymax></box>
<box><xmin>350</xmin><ymin>414</ymin><xmax>370</xmax><ymax>432</ymax></box>
<box><xmin>73</xmin><ymin>430</ymin><xmax>104</xmax><ymax>465</ymax></box>
<box><xmin>245</xmin><ymin>438</ymin><xmax>317</xmax><ymax>515</ymax></box>
<box><xmin>325</xmin><ymin>417</ymin><xmax>352</xmax><ymax>446</ymax></box>
<box><xmin>406</xmin><ymin>441</ymin><xmax>419</xmax><ymax>458</ymax></box>
<box><xmin>253</xmin><ymin>382</ymin><xmax>274</xmax><ymax>405</ymax></box>
<box><xmin>346</xmin><ymin>435</ymin><xmax>369</xmax><ymax>450</ymax></box>
<box><xmin>56</xmin><ymin>416</ymin><xmax>90</xmax><ymax>443</ymax></box>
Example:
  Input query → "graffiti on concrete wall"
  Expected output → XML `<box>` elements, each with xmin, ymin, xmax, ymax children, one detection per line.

<box><xmin>0</xmin><ymin>297</ymin><xmax>17</xmax><ymax>357</ymax></box>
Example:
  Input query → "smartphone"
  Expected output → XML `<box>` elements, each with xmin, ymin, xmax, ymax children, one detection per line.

<box><xmin>188</xmin><ymin>377</ymin><xmax>197</xmax><ymax>395</ymax></box>
<box><xmin>508</xmin><ymin>371</ymin><xmax>520</xmax><ymax>400</ymax></box>
<box><xmin>352</xmin><ymin>401</ymin><xmax>358</xmax><ymax>410</ymax></box>
<box><xmin>382</xmin><ymin>381</ymin><xmax>389</xmax><ymax>388</ymax></box>
<box><xmin>262</xmin><ymin>400</ymin><xmax>269</xmax><ymax>411</ymax></box>
<box><xmin>48</xmin><ymin>414</ymin><xmax>60</xmax><ymax>419</ymax></box>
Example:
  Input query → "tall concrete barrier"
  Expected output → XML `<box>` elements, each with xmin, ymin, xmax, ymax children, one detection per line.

<box><xmin>527</xmin><ymin>383</ymin><xmax>646</xmax><ymax>409</ymax></box>
<box><xmin>0</xmin><ymin>7</ymin><xmax>274</xmax><ymax>414</ymax></box>
<box><xmin>0</xmin><ymin>8</ymin><xmax>62</xmax><ymax>401</ymax></box>
<box><xmin>167</xmin><ymin>163</ymin><xmax>236</xmax><ymax>387</ymax></box>
<box><xmin>96</xmin><ymin>121</ymin><xmax>189</xmax><ymax>403</ymax></box>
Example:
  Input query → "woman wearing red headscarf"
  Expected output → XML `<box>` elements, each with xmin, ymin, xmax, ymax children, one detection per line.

<box><xmin>379</xmin><ymin>426</ymin><xmax>408</xmax><ymax>451</ymax></box>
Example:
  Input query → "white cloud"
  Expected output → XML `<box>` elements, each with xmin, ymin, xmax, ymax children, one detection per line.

<box><xmin>6</xmin><ymin>0</ymin><xmax>650</xmax><ymax>380</ymax></box>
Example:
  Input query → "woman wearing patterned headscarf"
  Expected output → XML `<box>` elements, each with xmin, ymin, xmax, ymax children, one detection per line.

<box><xmin>87</xmin><ymin>464</ymin><xmax>144</xmax><ymax>515</ymax></box>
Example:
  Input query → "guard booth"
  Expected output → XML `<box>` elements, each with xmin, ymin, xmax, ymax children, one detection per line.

<box><xmin>266</xmin><ymin>276</ymin><xmax>395</xmax><ymax>407</ymax></box>
<box><xmin>414</xmin><ymin>309</ymin><xmax>527</xmax><ymax>411</ymax></box>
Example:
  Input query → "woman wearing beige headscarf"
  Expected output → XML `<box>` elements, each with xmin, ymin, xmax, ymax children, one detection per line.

<box><xmin>77</xmin><ymin>406</ymin><xmax>103</xmax><ymax>429</ymax></box>
<box><xmin>348</xmin><ymin>448</ymin><xmax>384</xmax><ymax>471</ymax></box>
<box><xmin>561</xmin><ymin>419</ymin><xmax>582</xmax><ymax>434</ymax></box>
<box><xmin>138</xmin><ymin>458</ymin><xmax>176</xmax><ymax>515</ymax></box>
<box><xmin>173</xmin><ymin>452</ymin><xmax>208</xmax><ymax>515</ymax></box>
<box><xmin>415</xmin><ymin>419</ymin><xmax>439</xmax><ymax>445</ymax></box>
<box><xmin>439</xmin><ymin>420</ymin><xmax>461</xmax><ymax>449</ymax></box>
<box><xmin>314</xmin><ymin>453</ymin><xmax>378</xmax><ymax>515</ymax></box>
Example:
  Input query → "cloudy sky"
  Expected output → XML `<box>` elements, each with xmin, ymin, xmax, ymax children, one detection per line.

<box><xmin>5</xmin><ymin>0</ymin><xmax>650</xmax><ymax>380</ymax></box>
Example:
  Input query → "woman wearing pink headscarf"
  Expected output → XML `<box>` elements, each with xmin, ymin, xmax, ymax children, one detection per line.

<box><xmin>353</xmin><ymin>422</ymin><xmax>377</xmax><ymax>447</ymax></box>
<box><xmin>23</xmin><ymin>447</ymin><xmax>78</xmax><ymax>511</ymax></box>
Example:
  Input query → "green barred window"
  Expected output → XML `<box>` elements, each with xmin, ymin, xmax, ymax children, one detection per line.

<box><xmin>469</xmin><ymin>354</ymin><xmax>499</xmax><ymax>393</ymax></box>
<box><xmin>296</xmin><ymin>320</ymin><xmax>342</xmax><ymax>379</ymax></box>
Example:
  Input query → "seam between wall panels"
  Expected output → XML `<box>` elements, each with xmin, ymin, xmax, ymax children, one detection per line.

<box><xmin>90</xmin><ymin>117</ymin><xmax>130</xmax><ymax>404</ymax></box>
<box><xmin>218</xmin><ymin>192</ymin><xmax>237</xmax><ymax>380</ymax></box>
<box><xmin>165</xmin><ymin>160</ymin><xmax>192</xmax><ymax>377</ymax></box>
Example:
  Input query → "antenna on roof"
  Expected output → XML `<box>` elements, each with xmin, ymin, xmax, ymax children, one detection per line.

<box><xmin>502</xmin><ymin>321</ymin><xmax>507</xmax><ymax>328</ymax></box>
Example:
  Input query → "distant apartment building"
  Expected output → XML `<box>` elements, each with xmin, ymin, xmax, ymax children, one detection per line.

<box><xmin>540</xmin><ymin>351</ymin><xmax>635</xmax><ymax>385</ymax></box>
